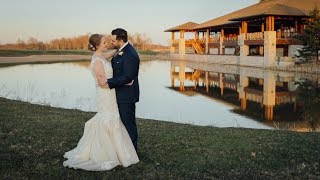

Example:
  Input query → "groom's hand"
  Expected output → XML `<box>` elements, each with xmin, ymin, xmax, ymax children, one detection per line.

<box><xmin>125</xmin><ymin>80</ymin><xmax>134</xmax><ymax>86</ymax></box>
<box><xmin>106</xmin><ymin>80</ymin><xmax>110</xmax><ymax>89</ymax></box>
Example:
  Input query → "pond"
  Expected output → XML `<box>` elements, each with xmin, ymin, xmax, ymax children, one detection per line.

<box><xmin>0</xmin><ymin>60</ymin><xmax>319</xmax><ymax>132</ymax></box>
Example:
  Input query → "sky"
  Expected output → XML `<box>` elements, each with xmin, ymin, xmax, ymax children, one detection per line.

<box><xmin>0</xmin><ymin>0</ymin><xmax>259</xmax><ymax>45</ymax></box>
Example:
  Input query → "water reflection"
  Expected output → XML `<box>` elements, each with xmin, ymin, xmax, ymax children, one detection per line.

<box><xmin>0</xmin><ymin>60</ymin><xmax>318</xmax><ymax>132</ymax></box>
<box><xmin>170</xmin><ymin>61</ymin><xmax>320</xmax><ymax>132</ymax></box>
<box><xmin>295</xmin><ymin>79</ymin><xmax>320</xmax><ymax>131</ymax></box>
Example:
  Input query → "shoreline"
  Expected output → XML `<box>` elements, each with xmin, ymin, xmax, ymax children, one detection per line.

<box><xmin>0</xmin><ymin>54</ymin><xmax>91</xmax><ymax>64</ymax></box>
<box><xmin>0</xmin><ymin>54</ymin><xmax>169</xmax><ymax>66</ymax></box>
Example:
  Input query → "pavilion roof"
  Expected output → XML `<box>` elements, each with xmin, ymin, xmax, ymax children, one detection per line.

<box><xmin>164</xmin><ymin>22</ymin><xmax>199</xmax><ymax>32</ymax></box>
<box><xmin>193</xmin><ymin>0</ymin><xmax>320</xmax><ymax>30</ymax></box>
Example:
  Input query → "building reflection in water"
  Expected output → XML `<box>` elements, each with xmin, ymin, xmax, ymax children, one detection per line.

<box><xmin>170</xmin><ymin>61</ymin><xmax>319</xmax><ymax>132</ymax></box>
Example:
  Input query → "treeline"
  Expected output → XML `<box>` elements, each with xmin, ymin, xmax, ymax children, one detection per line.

<box><xmin>0</xmin><ymin>33</ymin><xmax>167</xmax><ymax>51</ymax></box>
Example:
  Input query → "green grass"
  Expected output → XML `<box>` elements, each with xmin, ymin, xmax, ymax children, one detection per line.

<box><xmin>0</xmin><ymin>97</ymin><xmax>319</xmax><ymax>179</ymax></box>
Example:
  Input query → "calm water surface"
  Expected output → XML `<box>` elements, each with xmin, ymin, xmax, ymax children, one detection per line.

<box><xmin>0</xmin><ymin>60</ymin><xmax>319</xmax><ymax>131</ymax></box>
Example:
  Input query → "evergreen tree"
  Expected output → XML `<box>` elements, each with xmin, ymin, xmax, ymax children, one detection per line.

<box><xmin>296</xmin><ymin>6</ymin><xmax>320</xmax><ymax>63</ymax></box>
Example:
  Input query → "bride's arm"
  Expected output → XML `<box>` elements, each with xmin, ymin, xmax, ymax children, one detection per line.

<box><xmin>93</xmin><ymin>60</ymin><xmax>108</xmax><ymax>88</ymax></box>
<box><xmin>103</xmin><ymin>41</ymin><xmax>134</xmax><ymax>60</ymax></box>
<box><xmin>103</xmin><ymin>49</ymin><xmax>117</xmax><ymax>60</ymax></box>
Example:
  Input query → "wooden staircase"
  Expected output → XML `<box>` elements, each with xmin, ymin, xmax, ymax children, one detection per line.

<box><xmin>191</xmin><ymin>70</ymin><xmax>201</xmax><ymax>80</ymax></box>
<box><xmin>191</xmin><ymin>40</ymin><xmax>204</xmax><ymax>54</ymax></box>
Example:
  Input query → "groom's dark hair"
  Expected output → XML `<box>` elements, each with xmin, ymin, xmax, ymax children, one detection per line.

<box><xmin>111</xmin><ymin>28</ymin><xmax>128</xmax><ymax>43</ymax></box>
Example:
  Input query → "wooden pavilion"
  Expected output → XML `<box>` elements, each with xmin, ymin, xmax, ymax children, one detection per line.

<box><xmin>165</xmin><ymin>0</ymin><xmax>320</xmax><ymax>67</ymax></box>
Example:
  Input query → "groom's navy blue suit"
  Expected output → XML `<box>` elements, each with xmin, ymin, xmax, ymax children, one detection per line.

<box><xmin>107</xmin><ymin>43</ymin><xmax>140</xmax><ymax>150</ymax></box>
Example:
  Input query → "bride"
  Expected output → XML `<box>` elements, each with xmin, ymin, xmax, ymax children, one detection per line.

<box><xmin>63</xmin><ymin>34</ymin><xmax>139</xmax><ymax>171</ymax></box>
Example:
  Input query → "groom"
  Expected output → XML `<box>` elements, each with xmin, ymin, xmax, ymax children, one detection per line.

<box><xmin>107</xmin><ymin>28</ymin><xmax>140</xmax><ymax>151</ymax></box>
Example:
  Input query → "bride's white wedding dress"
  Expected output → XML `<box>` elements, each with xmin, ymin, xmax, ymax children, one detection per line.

<box><xmin>63</xmin><ymin>55</ymin><xmax>139</xmax><ymax>171</ymax></box>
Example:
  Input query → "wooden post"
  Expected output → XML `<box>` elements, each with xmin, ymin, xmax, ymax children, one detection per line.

<box><xmin>195</xmin><ymin>31</ymin><xmax>199</xmax><ymax>40</ymax></box>
<box><xmin>170</xmin><ymin>32</ymin><xmax>176</xmax><ymax>53</ymax></box>
<box><xmin>180</xmin><ymin>82</ymin><xmax>184</xmax><ymax>91</ymax></box>
<box><xmin>180</xmin><ymin>30</ymin><xmax>185</xmax><ymax>39</ymax></box>
<box><xmin>261</xmin><ymin>23</ymin><xmax>265</xmax><ymax>32</ymax></box>
<box><xmin>242</xmin><ymin>21</ymin><xmax>247</xmax><ymax>34</ymax></box>
<box><xmin>221</xmin><ymin>28</ymin><xmax>225</xmax><ymax>55</ymax></box>
<box><xmin>171</xmin><ymin>65</ymin><xmax>175</xmax><ymax>87</ymax></box>
<box><xmin>267</xmin><ymin>16</ymin><xmax>271</xmax><ymax>31</ymax></box>
<box><xmin>206</xmin><ymin>29</ymin><xmax>210</xmax><ymax>54</ymax></box>
<box><xmin>205</xmin><ymin>71</ymin><xmax>209</xmax><ymax>93</ymax></box>
<box><xmin>242</xmin><ymin>22</ymin><xmax>245</xmax><ymax>33</ymax></box>
<box><xmin>266</xmin><ymin>16</ymin><xmax>275</xmax><ymax>31</ymax></box>
<box><xmin>271</xmin><ymin>16</ymin><xmax>275</xmax><ymax>31</ymax></box>
<box><xmin>219</xmin><ymin>73</ymin><xmax>224</xmax><ymax>96</ymax></box>
<box><xmin>269</xmin><ymin>17</ymin><xmax>272</xmax><ymax>31</ymax></box>
<box><xmin>241</xmin><ymin>98</ymin><xmax>247</xmax><ymax>111</ymax></box>
<box><xmin>179</xmin><ymin>62</ymin><xmax>185</xmax><ymax>91</ymax></box>
<box><xmin>264</xmin><ymin>105</ymin><xmax>273</xmax><ymax>121</ymax></box>
<box><xmin>221</xmin><ymin>28</ymin><xmax>224</xmax><ymax>39</ymax></box>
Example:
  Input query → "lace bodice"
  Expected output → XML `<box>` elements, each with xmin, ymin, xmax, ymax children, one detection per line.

<box><xmin>90</xmin><ymin>55</ymin><xmax>113</xmax><ymax>87</ymax></box>
<box><xmin>90</xmin><ymin>55</ymin><xmax>118</xmax><ymax>113</ymax></box>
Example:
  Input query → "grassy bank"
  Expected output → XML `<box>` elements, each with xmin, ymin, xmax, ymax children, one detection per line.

<box><xmin>0</xmin><ymin>97</ymin><xmax>319</xmax><ymax>179</ymax></box>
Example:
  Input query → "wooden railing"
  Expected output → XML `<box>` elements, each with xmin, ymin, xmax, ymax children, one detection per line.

<box><xmin>245</xmin><ymin>32</ymin><xmax>264</xmax><ymax>40</ymax></box>
<box><xmin>172</xmin><ymin>29</ymin><xmax>299</xmax><ymax>46</ymax></box>
<box><xmin>197</xmin><ymin>37</ymin><xmax>236</xmax><ymax>43</ymax></box>
<box><xmin>172</xmin><ymin>39</ymin><xmax>179</xmax><ymax>45</ymax></box>
<box><xmin>209</xmin><ymin>37</ymin><xmax>220</xmax><ymax>43</ymax></box>
<box><xmin>199</xmin><ymin>39</ymin><xmax>206</xmax><ymax>44</ymax></box>
<box><xmin>244</xmin><ymin>30</ymin><xmax>299</xmax><ymax>40</ymax></box>
<box><xmin>224</xmin><ymin>35</ymin><xmax>238</xmax><ymax>42</ymax></box>
<box><xmin>185</xmin><ymin>40</ymin><xmax>194</xmax><ymax>44</ymax></box>
<box><xmin>276</xmin><ymin>29</ymin><xmax>299</xmax><ymax>39</ymax></box>
<box><xmin>275</xmin><ymin>93</ymin><xmax>295</xmax><ymax>105</ymax></box>
<box><xmin>195</xmin><ymin>38</ymin><xmax>220</xmax><ymax>44</ymax></box>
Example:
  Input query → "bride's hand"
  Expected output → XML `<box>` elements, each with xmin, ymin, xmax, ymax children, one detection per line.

<box><xmin>126</xmin><ymin>80</ymin><xmax>134</xmax><ymax>86</ymax></box>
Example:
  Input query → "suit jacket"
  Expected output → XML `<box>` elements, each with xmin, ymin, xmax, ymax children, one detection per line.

<box><xmin>107</xmin><ymin>43</ymin><xmax>140</xmax><ymax>104</ymax></box>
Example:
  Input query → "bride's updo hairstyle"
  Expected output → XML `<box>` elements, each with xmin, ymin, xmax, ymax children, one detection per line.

<box><xmin>88</xmin><ymin>34</ymin><xmax>103</xmax><ymax>51</ymax></box>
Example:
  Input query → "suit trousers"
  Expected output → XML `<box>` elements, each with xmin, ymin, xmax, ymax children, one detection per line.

<box><xmin>117</xmin><ymin>103</ymin><xmax>138</xmax><ymax>151</ymax></box>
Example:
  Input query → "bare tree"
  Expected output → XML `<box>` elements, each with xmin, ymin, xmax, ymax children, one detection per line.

<box><xmin>0</xmin><ymin>33</ymin><xmax>168</xmax><ymax>51</ymax></box>
<box><xmin>16</xmin><ymin>39</ymin><xmax>27</xmax><ymax>49</ymax></box>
